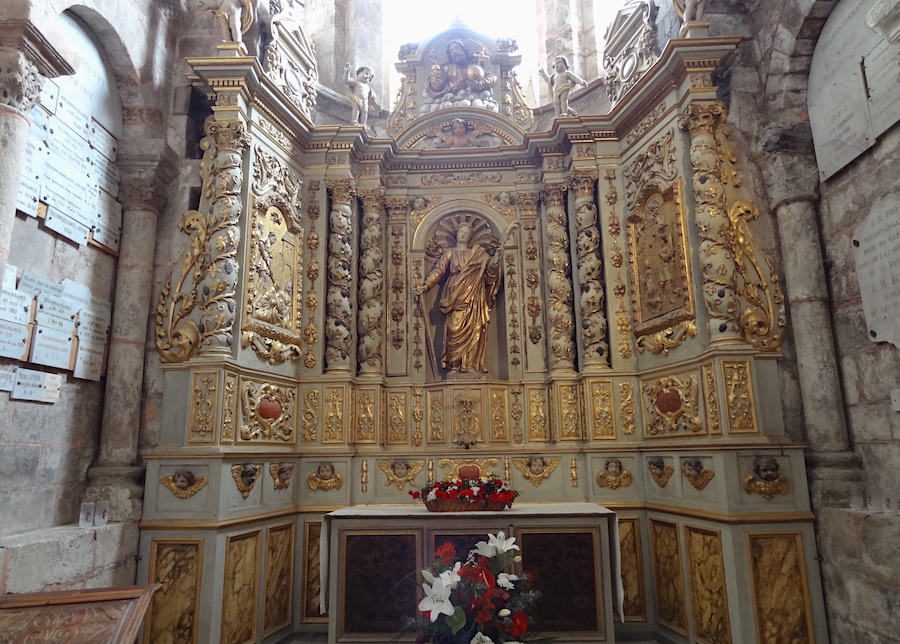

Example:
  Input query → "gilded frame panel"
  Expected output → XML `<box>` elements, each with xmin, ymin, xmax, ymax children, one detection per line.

<box><xmin>221</xmin><ymin>530</ymin><xmax>261</xmax><ymax>644</ymax></box>
<box><xmin>627</xmin><ymin>180</ymin><xmax>695</xmax><ymax>339</ymax></box>
<box><xmin>355</xmin><ymin>386</ymin><xmax>380</xmax><ymax>444</ymax></box>
<box><xmin>322</xmin><ymin>386</ymin><xmax>347</xmax><ymax>444</ymax></box>
<box><xmin>589</xmin><ymin>379</ymin><xmax>617</xmax><ymax>440</ymax></box>
<box><xmin>640</xmin><ymin>367</ymin><xmax>705</xmax><ymax>438</ymax></box>
<box><xmin>722</xmin><ymin>359</ymin><xmax>759</xmax><ymax>434</ymax></box>
<box><xmin>525</xmin><ymin>385</ymin><xmax>550</xmax><ymax>442</ymax></box>
<box><xmin>301</xmin><ymin>521</ymin><xmax>327</xmax><ymax>623</ymax></box>
<box><xmin>263</xmin><ymin>523</ymin><xmax>295</xmax><ymax>636</ymax></box>
<box><xmin>747</xmin><ymin>531</ymin><xmax>815</xmax><ymax>644</ymax></box>
<box><xmin>386</xmin><ymin>390</ymin><xmax>410</xmax><ymax>445</ymax></box>
<box><xmin>649</xmin><ymin>518</ymin><xmax>688</xmax><ymax>636</ymax></box>
<box><xmin>144</xmin><ymin>538</ymin><xmax>204</xmax><ymax>644</ymax></box>
<box><xmin>187</xmin><ymin>370</ymin><xmax>219</xmax><ymax>444</ymax></box>
<box><xmin>685</xmin><ymin>525</ymin><xmax>732</xmax><ymax>644</ymax></box>
<box><xmin>618</xmin><ymin>517</ymin><xmax>646</xmax><ymax>622</ymax></box>
<box><xmin>555</xmin><ymin>382</ymin><xmax>583</xmax><ymax>441</ymax></box>
<box><xmin>488</xmin><ymin>386</ymin><xmax>510</xmax><ymax>442</ymax></box>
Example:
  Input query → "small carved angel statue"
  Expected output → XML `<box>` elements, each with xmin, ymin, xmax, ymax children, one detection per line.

<box><xmin>195</xmin><ymin>0</ymin><xmax>252</xmax><ymax>44</ymax></box>
<box><xmin>539</xmin><ymin>56</ymin><xmax>587</xmax><ymax>117</ymax></box>
<box><xmin>513</xmin><ymin>456</ymin><xmax>560</xmax><ymax>487</ymax></box>
<box><xmin>743</xmin><ymin>455</ymin><xmax>791</xmax><ymax>499</ymax></box>
<box><xmin>378</xmin><ymin>459</ymin><xmax>424</xmax><ymax>490</ymax></box>
<box><xmin>681</xmin><ymin>457</ymin><xmax>715</xmax><ymax>491</ymax></box>
<box><xmin>345</xmin><ymin>63</ymin><xmax>381</xmax><ymax>129</ymax></box>
<box><xmin>596</xmin><ymin>458</ymin><xmax>633</xmax><ymax>490</ymax></box>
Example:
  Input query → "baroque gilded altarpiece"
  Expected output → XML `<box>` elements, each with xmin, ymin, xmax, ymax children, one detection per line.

<box><xmin>138</xmin><ymin>15</ymin><xmax>826</xmax><ymax>644</ymax></box>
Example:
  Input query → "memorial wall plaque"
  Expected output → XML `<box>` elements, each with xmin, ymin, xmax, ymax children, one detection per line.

<box><xmin>0</xmin><ymin>370</ymin><xmax>15</xmax><ymax>392</ymax></box>
<box><xmin>854</xmin><ymin>195</ymin><xmax>900</xmax><ymax>348</ymax></box>
<box><xmin>3</xmin><ymin>265</ymin><xmax>18</xmax><ymax>292</ymax></box>
<box><xmin>90</xmin><ymin>120</ymin><xmax>118</xmax><ymax>161</ymax></box>
<box><xmin>56</xmin><ymin>94</ymin><xmax>91</xmax><ymax>141</ymax></box>
<box><xmin>865</xmin><ymin>39</ymin><xmax>900</xmax><ymax>138</ymax></box>
<box><xmin>11</xmin><ymin>368</ymin><xmax>46</xmax><ymax>401</ymax></box>
<box><xmin>42</xmin><ymin>158</ymin><xmax>92</xmax><ymax>225</ymax></box>
<box><xmin>17</xmin><ymin>134</ymin><xmax>49</xmax><ymax>217</ymax></box>
<box><xmin>30</xmin><ymin>326</ymin><xmax>75</xmax><ymax>370</ymax></box>
<box><xmin>39</xmin><ymin>78</ymin><xmax>59</xmax><ymax>114</ymax></box>
<box><xmin>0</xmin><ymin>290</ymin><xmax>34</xmax><ymax>326</ymax></box>
<box><xmin>0</xmin><ymin>320</ymin><xmax>30</xmax><ymax>361</ymax></box>
<box><xmin>74</xmin><ymin>336</ymin><xmax>105</xmax><ymax>381</ymax></box>
<box><xmin>35</xmin><ymin>293</ymin><xmax>78</xmax><ymax>332</ymax></box>
<box><xmin>93</xmin><ymin>149</ymin><xmax>120</xmax><ymax>196</ymax></box>
<box><xmin>44</xmin><ymin>207</ymin><xmax>91</xmax><ymax>246</ymax></box>
<box><xmin>41</xmin><ymin>373</ymin><xmax>62</xmax><ymax>403</ymax></box>
<box><xmin>19</xmin><ymin>272</ymin><xmax>63</xmax><ymax>298</ymax></box>
<box><xmin>61</xmin><ymin>279</ymin><xmax>92</xmax><ymax>307</ymax></box>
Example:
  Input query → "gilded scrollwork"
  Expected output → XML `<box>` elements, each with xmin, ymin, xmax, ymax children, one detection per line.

<box><xmin>324</xmin><ymin>178</ymin><xmax>356</xmax><ymax>370</ymax></box>
<box><xmin>239</xmin><ymin>382</ymin><xmax>296</xmax><ymax>442</ymax></box>
<box><xmin>387</xmin><ymin>74</ymin><xmax>416</xmax><ymax>136</ymax></box>
<box><xmin>559</xmin><ymin>384</ymin><xmax>581</xmax><ymax>440</ymax></box>
<box><xmin>389</xmin><ymin>392</ymin><xmax>408</xmax><ymax>443</ymax></box>
<box><xmin>681</xmin><ymin>457</ymin><xmax>715</xmax><ymax>491</ymax></box>
<box><xmin>513</xmin><ymin>456</ymin><xmax>560</xmax><ymax>487</ymax></box>
<box><xmin>723</xmin><ymin>360</ymin><xmax>757</xmax><ymax>432</ymax></box>
<box><xmin>358</xmin><ymin>189</ymin><xmax>386</xmax><ymax>373</ymax></box>
<box><xmin>702</xmin><ymin>363</ymin><xmax>722</xmax><ymax>435</ymax></box>
<box><xmin>542</xmin><ymin>183</ymin><xmax>576</xmax><ymax>369</ymax></box>
<box><xmin>454</xmin><ymin>391</ymin><xmax>481</xmax><ymax>448</ymax></box>
<box><xmin>161</xmin><ymin>470</ymin><xmax>210</xmax><ymax>499</ymax></box>
<box><xmin>642</xmin><ymin>374</ymin><xmax>703</xmax><ymax>436</ymax></box>
<box><xmin>596</xmin><ymin>458</ymin><xmax>633</xmax><ymax>489</ymax></box>
<box><xmin>231</xmin><ymin>464</ymin><xmax>262</xmax><ymax>499</ymax></box>
<box><xmin>743</xmin><ymin>456</ymin><xmax>790</xmax><ymax>499</ymax></box>
<box><xmin>189</xmin><ymin>371</ymin><xmax>218</xmax><ymax>442</ymax></box>
<box><xmin>636</xmin><ymin>321</ymin><xmax>698</xmax><ymax>356</ymax></box>
<box><xmin>377</xmin><ymin>460</ymin><xmax>425</xmax><ymax>490</ymax></box>
<box><xmin>619</xmin><ymin>381</ymin><xmax>636</xmax><ymax>435</ymax></box>
<box><xmin>604</xmin><ymin>170</ymin><xmax>633</xmax><ymax>359</ymax></box>
<box><xmin>592</xmin><ymin>380</ymin><xmax>615</xmax><ymax>439</ymax></box>
<box><xmin>572</xmin><ymin>170</ymin><xmax>609</xmax><ymax>365</ymax></box>
<box><xmin>156</xmin><ymin>119</ymin><xmax>251</xmax><ymax>362</ymax></box>
<box><xmin>301</xmin><ymin>389</ymin><xmax>319</xmax><ymax>442</ymax></box>
<box><xmin>438</xmin><ymin>458</ymin><xmax>500</xmax><ymax>481</ymax></box>
<box><xmin>269</xmin><ymin>463</ymin><xmax>295</xmax><ymax>490</ymax></box>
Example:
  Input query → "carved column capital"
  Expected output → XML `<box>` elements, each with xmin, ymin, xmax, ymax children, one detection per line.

<box><xmin>358</xmin><ymin>187</ymin><xmax>385</xmax><ymax>212</ymax></box>
<box><xmin>385</xmin><ymin>197</ymin><xmax>408</xmax><ymax>220</ymax></box>
<box><xmin>204</xmin><ymin>118</ymin><xmax>251</xmax><ymax>151</ymax></box>
<box><xmin>571</xmin><ymin>169</ymin><xmax>599</xmax><ymax>196</ymax></box>
<box><xmin>540</xmin><ymin>182</ymin><xmax>568</xmax><ymax>207</ymax></box>
<box><xmin>0</xmin><ymin>48</ymin><xmax>43</xmax><ymax>116</ymax></box>
<box><xmin>326</xmin><ymin>177</ymin><xmax>357</xmax><ymax>204</ymax></box>
<box><xmin>517</xmin><ymin>191</ymin><xmax>540</xmax><ymax>216</ymax></box>
<box><xmin>117</xmin><ymin>144</ymin><xmax>180</xmax><ymax>211</ymax></box>
<box><xmin>678</xmin><ymin>101</ymin><xmax>727</xmax><ymax>136</ymax></box>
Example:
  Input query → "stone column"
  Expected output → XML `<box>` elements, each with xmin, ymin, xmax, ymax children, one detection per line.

<box><xmin>357</xmin><ymin>187</ymin><xmax>385</xmax><ymax>375</ymax></box>
<box><xmin>89</xmin><ymin>146</ymin><xmax>178</xmax><ymax>520</ymax></box>
<box><xmin>325</xmin><ymin>177</ymin><xmax>355</xmax><ymax>372</ymax></box>
<box><xmin>571</xmin><ymin>169</ymin><xmax>608</xmax><ymax>368</ymax></box>
<box><xmin>0</xmin><ymin>32</ymin><xmax>71</xmax><ymax>283</ymax></box>
<box><xmin>541</xmin><ymin>182</ymin><xmax>576</xmax><ymax>371</ymax></box>
<box><xmin>678</xmin><ymin>102</ymin><xmax>743</xmax><ymax>344</ymax></box>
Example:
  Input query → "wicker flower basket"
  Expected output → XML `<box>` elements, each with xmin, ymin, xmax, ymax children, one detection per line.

<box><xmin>484</xmin><ymin>499</ymin><xmax>514</xmax><ymax>511</ymax></box>
<box><xmin>424</xmin><ymin>498</ymin><xmax>486</xmax><ymax>512</ymax></box>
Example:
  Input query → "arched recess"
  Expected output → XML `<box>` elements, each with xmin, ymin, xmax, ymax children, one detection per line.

<box><xmin>412</xmin><ymin>200</ymin><xmax>516</xmax><ymax>381</ymax></box>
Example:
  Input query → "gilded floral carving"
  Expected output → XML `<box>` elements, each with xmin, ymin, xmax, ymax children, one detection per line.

<box><xmin>642</xmin><ymin>374</ymin><xmax>703</xmax><ymax>436</ymax></box>
<box><xmin>239</xmin><ymin>382</ymin><xmax>296</xmax><ymax>442</ymax></box>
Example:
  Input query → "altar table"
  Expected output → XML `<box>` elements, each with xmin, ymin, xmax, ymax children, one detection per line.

<box><xmin>321</xmin><ymin>502</ymin><xmax>621</xmax><ymax>644</ymax></box>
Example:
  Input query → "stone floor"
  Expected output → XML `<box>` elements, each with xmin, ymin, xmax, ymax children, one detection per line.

<box><xmin>277</xmin><ymin>637</ymin><xmax>661</xmax><ymax>644</ymax></box>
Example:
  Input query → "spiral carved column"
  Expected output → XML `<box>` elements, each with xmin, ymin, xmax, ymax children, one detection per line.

<box><xmin>325</xmin><ymin>178</ymin><xmax>356</xmax><ymax>371</ymax></box>
<box><xmin>572</xmin><ymin>170</ymin><xmax>608</xmax><ymax>367</ymax></box>
<box><xmin>357</xmin><ymin>188</ymin><xmax>385</xmax><ymax>375</ymax></box>
<box><xmin>542</xmin><ymin>182</ymin><xmax>576</xmax><ymax>371</ymax></box>
<box><xmin>678</xmin><ymin>102</ymin><xmax>742</xmax><ymax>342</ymax></box>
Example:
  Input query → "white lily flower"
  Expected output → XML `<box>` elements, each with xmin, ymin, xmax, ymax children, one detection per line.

<box><xmin>498</xmin><ymin>608</ymin><xmax>511</xmax><ymax>617</ymax></box>
<box><xmin>421</xmin><ymin>569</ymin><xmax>435</xmax><ymax>584</ymax></box>
<box><xmin>470</xmin><ymin>634</ymin><xmax>494</xmax><ymax>644</ymax></box>
<box><xmin>438</xmin><ymin>561</ymin><xmax>462</xmax><ymax>589</ymax></box>
<box><xmin>475</xmin><ymin>530</ymin><xmax>519</xmax><ymax>557</ymax></box>
<box><xmin>497</xmin><ymin>572</ymin><xmax>519</xmax><ymax>589</ymax></box>
<box><xmin>417</xmin><ymin>578</ymin><xmax>455</xmax><ymax>622</ymax></box>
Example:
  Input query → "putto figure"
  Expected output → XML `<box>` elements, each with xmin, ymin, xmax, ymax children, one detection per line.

<box><xmin>743</xmin><ymin>455</ymin><xmax>791</xmax><ymax>499</ymax></box>
<box><xmin>416</xmin><ymin>223</ymin><xmax>502</xmax><ymax>376</ymax></box>
<box><xmin>539</xmin><ymin>55</ymin><xmax>587</xmax><ymax>117</ymax></box>
<box><xmin>426</xmin><ymin>40</ymin><xmax>495</xmax><ymax>105</ymax></box>
<box><xmin>345</xmin><ymin>63</ymin><xmax>381</xmax><ymax>130</ymax></box>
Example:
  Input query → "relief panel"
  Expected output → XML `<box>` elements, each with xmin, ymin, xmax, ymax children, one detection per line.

<box><xmin>302</xmin><ymin>521</ymin><xmax>327</xmax><ymax>623</ymax></box>
<box><xmin>323</xmin><ymin>386</ymin><xmax>347</xmax><ymax>444</ymax></box>
<box><xmin>264</xmin><ymin>524</ymin><xmax>294</xmax><ymax>636</ymax></box>
<box><xmin>686</xmin><ymin>526</ymin><xmax>732</xmax><ymax>644</ymax></box>
<box><xmin>145</xmin><ymin>539</ymin><xmax>203</xmax><ymax>644</ymax></box>
<box><xmin>222</xmin><ymin>531</ymin><xmax>261</xmax><ymax>644</ymax></box>
<box><xmin>748</xmin><ymin>532</ymin><xmax>814</xmax><ymax>644</ymax></box>
<box><xmin>526</xmin><ymin>386</ymin><xmax>550</xmax><ymax>442</ymax></box>
<box><xmin>650</xmin><ymin>519</ymin><xmax>688</xmax><ymax>635</ymax></box>
<box><xmin>619</xmin><ymin>518</ymin><xmax>645</xmax><ymax>622</ymax></box>
<box><xmin>188</xmin><ymin>370</ymin><xmax>218</xmax><ymax>443</ymax></box>
<box><xmin>590</xmin><ymin>379</ymin><xmax>616</xmax><ymax>440</ymax></box>
<box><xmin>723</xmin><ymin>360</ymin><xmax>758</xmax><ymax>434</ymax></box>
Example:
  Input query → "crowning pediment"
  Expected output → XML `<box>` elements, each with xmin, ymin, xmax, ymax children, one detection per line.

<box><xmin>393</xmin><ymin>108</ymin><xmax>526</xmax><ymax>150</ymax></box>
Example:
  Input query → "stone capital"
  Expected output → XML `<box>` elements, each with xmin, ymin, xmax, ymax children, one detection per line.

<box><xmin>516</xmin><ymin>191</ymin><xmax>540</xmax><ymax>216</ymax></box>
<box><xmin>571</xmin><ymin>169</ymin><xmax>599</xmax><ymax>196</ymax></box>
<box><xmin>0</xmin><ymin>19</ymin><xmax>75</xmax><ymax>78</ymax></box>
<box><xmin>540</xmin><ymin>182</ymin><xmax>568</xmax><ymax>207</ymax></box>
<box><xmin>678</xmin><ymin>101</ymin><xmax>727</xmax><ymax>137</ymax></box>
<box><xmin>326</xmin><ymin>177</ymin><xmax>357</xmax><ymax>204</ymax></box>
<box><xmin>358</xmin><ymin>187</ymin><xmax>385</xmax><ymax>212</ymax></box>
<box><xmin>118</xmin><ymin>143</ymin><xmax>180</xmax><ymax>210</ymax></box>
<box><xmin>0</xmin><ymin>48</ymin><xmax>43</xmax><ymax>116</ymax></box>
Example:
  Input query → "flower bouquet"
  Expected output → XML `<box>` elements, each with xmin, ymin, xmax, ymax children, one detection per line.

<box><xmin>396</xmin><ymin>532</ymin><xmax>548</xmax><ymax>644</ymax></box>
<box><xmin>409</xmin><ymin>477</ymin><xmax>519</xmax><ymax>512</ymax></box>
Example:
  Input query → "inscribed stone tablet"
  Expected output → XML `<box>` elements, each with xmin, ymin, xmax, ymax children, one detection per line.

<box><xmin>0</xmin><ymin>290</ymin><xmax>34</xmax><ymax>326</ymax></box>
<box><xmin>93</xmin><ymin>149</ymin><xmax>120</xmax><ymax>196</ymax></box>
<box><xmin>15</xmin><ymin>178</ymin><xmax>41</xmax><ymax>218</ymax></box>
<box><xmin>45</xmin><ymin>208</ymin><xmax>91</xmax><ymax>246</ymax></box>
<box><xmin>0</xmin><ymin>370</ymin><xmax>15</xmax><ymax>391</ymax></box>
<box><xmin>30</xmin><ymin>326</ymin><xmax>75</xmax><ymax>369</ymax></box>
<box><xmin>39</xmin><ymin>78</ymin><xmax>59</xmax><ymax>114</ymax></box>
<box><xmin>854</xmin><ymin>194</ymin><xmax>900</xmax><ymax>348</ymax></box>
<box><xmin>3</xmin><ymin>265</ymin><xmax>18</xmax><ymax>292</ymax></box>
<box><xmin>42</xmin><ymin>373</ymin><xmax>63</xmax><ymax>403</ymax></box>
<box><xmin>74</xmin><ymin>337</ymin><xmax>105</xmax><ymax>381</ymax></box>
<box><xmin>36</xmin><ymin>293</ymin><xmax>78</xmax><ymax>330</ymax></box>
<box><xmin>0</xmin><ymin>321</ymin><xmax>30</xmax><ymax>360</ymax></box>
<box><xmin>865</xmin><ymin>39</ymin><xmax>900</xmax><ymax>138</ymax></box>
<box><xmin>12</xmin><ymin>368</ymin><xmax>45</xmax><ymax>401</ymax></box>
<box><xmin>19</xmin><ymin>272</ymin><xmax>63</xmax><ymax>298</ymax></box>
<box><xmin>90</xmin><ymin>120</ymin><xmax>118</xmax><ymax>161</ymax></box>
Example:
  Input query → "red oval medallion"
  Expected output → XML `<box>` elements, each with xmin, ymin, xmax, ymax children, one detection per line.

<box><xmin>655</xmin><ymin>388</ymin><xmax>682</xmax><ymax>414</ymax></box>
<box><xmin>258</xmin><ymin>397</ymin><xmax>282</xmax><ymax>420</ymax></box>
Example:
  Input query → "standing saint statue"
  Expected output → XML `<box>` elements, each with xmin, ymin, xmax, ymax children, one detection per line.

<box><xmin>415</xmin><ymin>223</ymin><xmax>501</xmax><ymax>376</ymax></box>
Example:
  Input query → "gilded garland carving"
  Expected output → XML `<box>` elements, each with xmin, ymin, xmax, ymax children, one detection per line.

<box><xmin>723</xmin><ymin>360</ymin><xmax>757</xmax><ymax>432</ymax></box>
<box><xmin>559</xmin><ymin>384</ymin><xmax>581</xmax><ymax>440</ymax></box>
<box><xmin>231</xmin><ymin>464</ymin><xmax>262</xmax><ymax>499</ymax></box>
<box><xmin>189</xmin><ymin>372</ymin><xmax>218</xmax><ymax>442</ymax></box>
<box><xmin>572</xmin><ymin>170</ymin><xmax>609</xmax><ymax>364</ymax></box>
<box><xmin>156</xmin><ymin>119</ymin><xmax>250</xmax><ymax>362</ymax></box>
<box><xmin>387</xmin><ymin>219</ymin><xmax>407</xmax><ymax>352</ymax></box>
<box><xmin>301</xmin><ymin>389</ymin><xmax>319</xmax><ymax>442</ymax></box>
<box><xmin>687</xmin><ymin>528</ymin><xmax>732</xmax><ymax>644</ymax></box>
<box><xmin>592</xmin><ymin>381</ymin><xmax>615</xmax><ymax>439</ymax></box>
<box><xmin>324</xmin><ymin>178</ymin><xmax>356</xmax><ymax>370</ymax></box>
<box><xmin>222</xmin><ymin>372</ymin><xmax>237</xmax><ymax>442</ymax></box>
<box><xmin>412</xmin><ymin>258</ymin><xmax>424</xmax><ymax>369</ymax></box>
<box><xmin>323</xmin><ymin>388</ymin><xmax>344</xmax><ymax>443</ymax></box>
<box><xmin>361</xmin><ymin>459</ymin><xmax>368</xmax><ymax>493</ymax></box>
<box><xmin>269</xmin><ymin>463</ymin><xmax>295</xmax><ymax>490</ymax></box>
<box><xmin>702</xmin><ymin>363</ymin><xmax>722</xmax><ymax>435</ymax></box>
<box><xmin>413</xmin><ymin>388</ymin><xmax>424</xmax><ymax>446</ymax></box>
<box><xmin>429</xmin><ymin>392</ymin><xmax>446</xmax><ymax>442</ymax></box>
<box><xmin>542</xmin><ymin>183</ymin><xmax>576</xmax><ymax>369</ymax></box>
<box><xmin>389</xmin><ymin>392</ymin><xmax>408</xmax><ymax>443</ymax></box>
<box><xmin>356</xmin><ymin>390</ymin><xmax>376</xmax><ymax>442</ymax></box>
<box><xmin>511</xmin><ymin>387</ymin><xmax>524</xmax><ymax>444</ymax></box>
<box><xmin>513</xmin><ymin>456</ymin><xmax>560</xmax><ymax>487</ymax></box>
<box><xmin>161</xmin><ymin>471</ymin><xmax>209</xmax><ymax>499</ymax></box>
<box><xmin>358</xmin><ymin>189</ymin><xmax>386</xmax><ymax>372</ymax></box>
<box><xmin>239</xmin><ymin>382</ymin><xmax>296</xmax><ymax>442</ymax></box>
<box><xmin>504</xmin><ymin>253</ymin><xmax>522</xmax><ymax>369</ymax></box>
<box><xmin>454</xmin><ymin>391</ymin><xmax>481</xmax><ymax>448</ymax></box>
<box><xmin>642</xmin><ymin>375</ymin><xmax>703</xmax><ymax>436</ymax></box>
<box><xmin>303</xmin><ymin>181</ymin><xmax>321</xmax><ymax>368</ymax></box>
<box><xmin>523</xmin><ymin>220</ymin><xmax>543</xmax><ymax>346</ymax></box>
<box><xmin>604</xmin><ymin>171</ymin><xmax>633</xmax><ymax>359</ymax></box>
<box><xmin>529</xmin><ymin>389</ymin><xmax>549</xmax><ymax>440</ymax></box>
<box><xmin>570</xmin><ymin>458</ymin><xmax>579</xmax><ymax>487</ymax></box>
<box><xmin>619</xmin><ymin>381</ymin><xmax>636</xmax><ymax>435</ymax></box>
<box><xmin>490</xmin><ymin>389</ymin><xmax>508</xmax><ymax>441</ymax></box>
<box><xmin>378</xmin><ymin>460</ymin><xmax>424</xmax><ymax>489</ymax></box>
